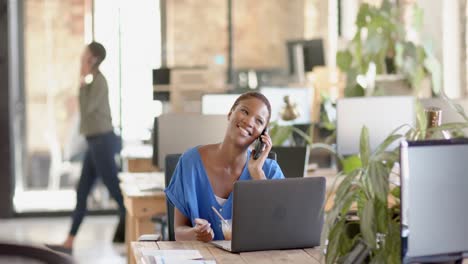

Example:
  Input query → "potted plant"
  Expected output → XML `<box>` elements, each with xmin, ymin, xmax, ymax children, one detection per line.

<box><xmin>321</xmin><ymin>100</ymin><xmax>468</xmax><ymax>263</ymax></box>
<box><xmin>337</xmin><ymin>0</ymin><xmax>441</xmax><ymax>98</ymax></box>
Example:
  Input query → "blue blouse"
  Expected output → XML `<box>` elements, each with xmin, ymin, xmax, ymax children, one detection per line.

<box><xmin>165</xmin><ymin>147</ymin><xmax>285</xmax><ymax>240</ymax></box>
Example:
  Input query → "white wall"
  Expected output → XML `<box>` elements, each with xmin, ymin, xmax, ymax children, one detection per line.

<box><xmin>418</xmin><ymin>0</ymin><xmax>463</xmax><ymax>98</ymax></box>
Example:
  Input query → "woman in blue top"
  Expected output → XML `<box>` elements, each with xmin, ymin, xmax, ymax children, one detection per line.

<box><xmin>165</xmin><ymin>92</ymin><xmax>285</xmax><ymax>242</ymax></box>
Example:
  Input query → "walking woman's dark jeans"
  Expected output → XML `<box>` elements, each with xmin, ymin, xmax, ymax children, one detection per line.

<box><xmin>69</xmin><ymin>131</ymin><xmax>125</xmax><ymax>236</ymax></box>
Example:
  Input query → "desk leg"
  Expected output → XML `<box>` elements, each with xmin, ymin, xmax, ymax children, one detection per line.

<box><xmin>126</xmin><ymin>211</ymin><xmax>136</xmax><ymax>264</ymax></box>
<box><xmin>135</xmin><ymin>216</ymin><xmax>155</xmax><ymax>238</ymax></box>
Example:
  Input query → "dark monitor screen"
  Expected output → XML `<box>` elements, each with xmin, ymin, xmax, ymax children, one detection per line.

<box><xmin>286</xmin><ymin>39</ymin><xmax>325</xmax><ymax>75</ymax></box>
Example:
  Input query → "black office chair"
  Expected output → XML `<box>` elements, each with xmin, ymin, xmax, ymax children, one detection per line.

<box><xmin>0</xmin><ymin>242</ymin><xmax>75</xmax><ymax>264</ymax></box>
<box><xmin>144</xmin><ymin>151</ymin><xmax>277</xmax><ymax>241</ymax></box>
<box><xmin>145</xmin><ymin>154</ymin><xmax>180</xmax><ymax>241</ymax></box>
<box><xmin>162</xmin><ymin>153</ymin><xmax>180</xmax><ymax>241</ymax></box>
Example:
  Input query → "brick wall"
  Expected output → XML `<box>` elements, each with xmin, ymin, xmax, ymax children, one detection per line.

<box><xmin>166</xmin><ymin>0</ymin><xmax>228</xmax><ymax>67</ymax></box>
<box><xmin>232</xmin><ymin>0</ymin><xmax>305</xmax><ymax>68</ymax></box>
<box><xmin>166</xmin><ymin>0</ymin><xmax>325</xmax><ymax>70</ymax></box>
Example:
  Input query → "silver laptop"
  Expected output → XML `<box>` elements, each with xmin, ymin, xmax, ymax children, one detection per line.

<box><xmin>211</xmin><ymin>177</ymin><xmax>325</xmax><ymax>253</ymax></box>
<box><xmin>400</xmin><ymin>139</ymin><xmax>468</xmax><ymax>262</ymax></box>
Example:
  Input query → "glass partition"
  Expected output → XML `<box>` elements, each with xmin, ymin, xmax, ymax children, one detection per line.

<box><xmin>14</xmin><ymin>0</ymin><xmax>162</xmax><ymax>213</ymax></box>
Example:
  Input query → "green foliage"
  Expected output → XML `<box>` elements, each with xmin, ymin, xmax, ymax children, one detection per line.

<box><xmin>321</xmin><ymin>99</ymin><xmax>468</xmax><ymax>263</ymax></box>
<box><xmin>268</xmin><ymin>121</ymin><xmax>312</xmax><ymax>146</ymax></box>
<box><xmin>337</xmin><ymin>0</ymin><xmax>441</xmax><ymax>97</ymax></box>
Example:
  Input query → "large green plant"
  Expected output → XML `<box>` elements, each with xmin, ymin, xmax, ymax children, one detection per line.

<box><xmin>321</xmin><ymin>99</ymin><xmax>468</xmax><ymax>263</ymax></box>
<box><xmin>337</xmin><ymin>1</ymin><xmax>441</xmax><ymax>97</ymax></box>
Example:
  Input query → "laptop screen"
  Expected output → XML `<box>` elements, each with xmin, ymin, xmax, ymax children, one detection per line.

<box><xmin>400</xmin><ymin>139</ymin><xmax>468</xmax><ymax>259</ymax></box>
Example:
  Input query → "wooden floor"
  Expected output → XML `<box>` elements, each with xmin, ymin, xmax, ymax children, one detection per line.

<box><xmin>0</xmin><ymin>215</ymin><xmax>126</xmax><ymax>264</ymax></box>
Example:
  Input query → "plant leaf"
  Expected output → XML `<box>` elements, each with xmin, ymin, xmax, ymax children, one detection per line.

<box><xmin>390</xmin><ymin>186</ymin><xmax>400</xmax><ymax>199</ymax></box>
<box><xmin>360</xmin><ymin>199</ymin><xmax>376</xmax><ymax>248</ymax></box>
<box><xmin>374</xmin><ymin>150</ymin><xmax>399</xmax><ymax>164</ymax></box>
<box><xmin>290</xmin><ymin>126</ymin><xmax>312</xmax><ymax>145</ymax></box>
<box><xmin>375</xmin><ymin>199</ymin><xmax>388</xmax><ymax>233</ymax></box>
<box><xmin>360</xmin><ymin>126</ymin><xmax>371</xmax><ymax>167</ymax></box>
<box><xmin>368</xmin><ymin>161</ymin><xmax>389</xmax><ymax>202</ymax></box>
<box><xmin>325</xmin><ymin>219</ymin><xmax>348</xmax><ymax>264</ymax></box>
<box><xmin>372</xmin><ymin>134</ymin><xmax>403</xmax><ymax>157</ymax></box>
<box><xmin>423</xmin><ymin>43</ymin><xmax>442</xmax><ymax>95</ymax></box>
<box><xmin>345</xmin><ymin>83</ymin><xmax>366</xmax><ymax>97</ymax></box>
<box><xmin>323</xmin><ymin>184</ymin><xmax>359</xmax><ymax>248</ymax></box>
<box><xmin>429</xmin><ymin>122</ymin><xmax>468</xmax><ymax>132</ymax></box>
<box><xmin>342</xmin><ymin>155</ymin><xmax>362</xmax><ymax>174</ymax></box>
<box><xmin>270</xmin><ymin>125</ymin><xmax>293</xmax><ymax>146</ymax></box>
<box><xmin>356</xmin><ymin>189</ymin><xmax>368</xmax><ymax>215</ymax></box>
<box><xmin>415</xmin><ymin>100</ymin><xmax>427</xmax><ymax>137</ymax></box>
<box><xmin>337</xmin><ymin>50</ymin><xmax>353</xmax><ymax>71</ymax></box>
<box><xmin>334</xmin><ymin>170</ymin><xmax>360</xmax><ymax>204</ymax></box>
<box><xmin>385</xmin><ymin>220</ymin><xmax>402</xmax><ymax>264</ymax></box>
<box><xmin>441</xmin><ymin>96</ymin><xmax>468</xmax><ymax>122</ymax></box>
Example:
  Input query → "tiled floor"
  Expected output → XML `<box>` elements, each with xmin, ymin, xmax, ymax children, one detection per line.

<box><xmin>0</xmin><ymin>215</ymin><xmax>126</xmax><ymax>264</ymax></box>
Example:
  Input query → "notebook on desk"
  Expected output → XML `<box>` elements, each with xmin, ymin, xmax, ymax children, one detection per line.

<box><xmin>210</xmin><ymin>177</ymin><xmax>326</xmax><ymax>253</ymax></box>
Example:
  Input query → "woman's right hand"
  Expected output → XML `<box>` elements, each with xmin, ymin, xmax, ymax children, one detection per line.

<box><xmin>193</xmin><ymin>218</ymin><xmax>214</xmax><ymax>242</ymax></box>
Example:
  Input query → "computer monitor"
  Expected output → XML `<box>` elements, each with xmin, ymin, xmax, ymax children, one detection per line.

<box><xmin>336</xmin><ymin>96</ymin><xmax>415</xmax><ymax>156</ymax></box>
<box><xmin>400</xmin><ymin>139</ymin><xmax>468</xmax><ymax>261</ymax></box>
<box><xmin>201</xmin><ymin>93</ymin><xmax>240</xmax><ymax>115</ymax></box>
<box><xmin>259</xmin><ymin>86</ymin><xmax>313</xmax><ymax>125</ymax></box>
<box><xmin>153</xmin><ymin>114</ymin><xmax>227</xmax><ymax>168</ymax></box>
<box><xmin>286</xmin><ymin>39</ymin><xmax>325</xmax><ymax>76</ymax></box>
<box><xmin>271</xmin><ymin>146</ymin><xmax>310</xmax><ymax>178</ymax></box>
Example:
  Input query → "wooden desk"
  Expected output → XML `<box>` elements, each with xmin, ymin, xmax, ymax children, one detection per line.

<box><xmin>120</xmin><ymin>168</ymin><xmax>337</xmax><ymax>264</ymax></box>
<box><xmin>120</xmin><ymin>173</ymin><xmax>166</xmax><ymax>264</ymax></box>
<box><xmin>132</xmin><ymin>241</ymin><xmax>323</xmax><ymax>264</ymax></box>
<box><xmin>121</xmin><ymin>144</ymin><xmax>157</xmax><ymax>172</ymax></box>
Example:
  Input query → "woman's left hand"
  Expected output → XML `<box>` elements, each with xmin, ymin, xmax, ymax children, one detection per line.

<box><xmin>248</xmin><ymin>130</ymin><xmax>272</xmax><ymax>180</ymax></box>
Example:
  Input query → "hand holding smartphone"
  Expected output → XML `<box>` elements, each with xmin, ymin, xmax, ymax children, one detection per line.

<box><xmin>253</xmin><ymin>128</ymin><xmax>267</xmax><ymax>160</ymax></box>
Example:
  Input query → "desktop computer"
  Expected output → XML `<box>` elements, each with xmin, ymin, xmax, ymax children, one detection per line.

<box><xmin>400</xmin><ymin>139</ymin><xmax>468</xmax><ymax>263</ymax></box>
<box><xmin>336</xmin><ymin>96</ymin><xmax>415</xmax><ymax>156</ymax></box>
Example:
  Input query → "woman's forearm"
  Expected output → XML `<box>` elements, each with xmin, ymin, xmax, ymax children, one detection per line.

<box><xmin>174</xmin><ymin>225</ymin><xmax>197</xmax><ymax>241</ymax></box>
<box><xmin>249</xmin><ymin>168</ymin><xmax>266</xmax><ymax>180</ymax></box>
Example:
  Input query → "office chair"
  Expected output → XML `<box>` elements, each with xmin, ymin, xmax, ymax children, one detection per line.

<box><xmin>162</xmin><ymin>153</ymin><xmax>180</xmax><ymax>241</ymax></box>
<box><xmin>0</xmin><ymin>242</ymin><xmax>75</xmax><ymax>264</ymax></box>
<box><xmin>143</xmin><ymin>151</ymin><xmax>277</xmax><ymax>241</ymax></box>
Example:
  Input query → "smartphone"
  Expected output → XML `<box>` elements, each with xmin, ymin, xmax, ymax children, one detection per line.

<box><xmin>89</xmin><ymin>58</ymin><xmax>97</xmax><ymax>69</ymax></box>
<box><xmin>253</xmin><ymin>128</ymin><xmax>267</xmax><ymax>160</ymax></box>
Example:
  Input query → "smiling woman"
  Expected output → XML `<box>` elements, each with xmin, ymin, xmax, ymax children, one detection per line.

<box><xmin>164</xmin><ymin>91</ymin><xmax>285</xmax><ymax>242</ymax></box>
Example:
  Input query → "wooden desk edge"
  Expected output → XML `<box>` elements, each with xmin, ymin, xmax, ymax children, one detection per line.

<box><xmin>132</xmin><ymin>241</ymin><xmax>158</xmax><ymax>264</ymax></box>
<box><xmin>132</xmin><ymin>241</ymin><xmax>325</xmax><ymax>264</ymax></box>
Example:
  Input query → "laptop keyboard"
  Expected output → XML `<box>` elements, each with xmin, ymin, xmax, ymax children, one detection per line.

<box><xmin>211</xmin><ymin>240</ymin><xmax>232</xmax><ymax>251</ymax></box>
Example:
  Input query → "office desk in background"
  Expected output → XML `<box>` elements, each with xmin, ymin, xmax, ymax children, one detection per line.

<box><xmin>132</xmin><ymin>241</ymin><xmax>323</xmax><ymax>264</ymax></box>
<box><xmin>307</xmin><ymin>167</ymin><xmax>338</xmax><ymax>211</ymax></box>
<box><xmin>121</xmin><ymin>144</ymin><xmax>157</xmax><ymax>172</ymax></box>
<box><xmin>119</xmin><ymin>173</ymin><xmax>166</xmax><ymax>264</ymax></box>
